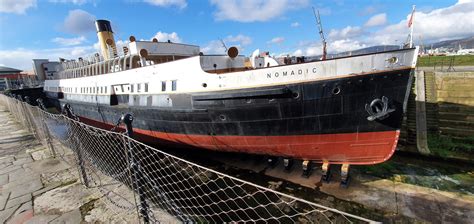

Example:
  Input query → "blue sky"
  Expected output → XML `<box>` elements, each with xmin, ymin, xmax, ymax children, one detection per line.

<box><xmin>0</xmin><ymin>0</ymin><xmax>473</xmax><ymax>70</ymax></box>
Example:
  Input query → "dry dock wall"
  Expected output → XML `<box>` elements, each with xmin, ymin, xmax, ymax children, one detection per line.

<box><xmin>430</xmin><ymin>71</ymin><xmax>474</xmax><ymax>137</ymax></box>
<box><xmin>400</xmin><ymin>70</ymin><xmax>474</xmax><ymax>151</ymax></box>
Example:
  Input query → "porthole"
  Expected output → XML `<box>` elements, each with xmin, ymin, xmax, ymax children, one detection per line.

<box><xmin>245</xmin><ymin>98</ymin><xmax>252</xmax><ymax>104</ymax></box>
<box><xmin>387</xmin><ymin>57</ymin><xmax>398</xmax><ymax>64</ymax></box>
<box><xmin>219</xmin><ymin>114</ymin><xmax>226</xmax><ymax>121</ymax></box>
<box><xmin>332</xmin><ymin>86</ymin><xmax>341</xmax><ymax>95</ymax></box>
<box><xmin>292</xmin><ymin>92</ymin><xmax>300</xmax><ymax>99</ymax></box>
<box><xmin>202</xmin><ymin>83</ymin><xmax>207</xmax><ymax>88</ymax></box>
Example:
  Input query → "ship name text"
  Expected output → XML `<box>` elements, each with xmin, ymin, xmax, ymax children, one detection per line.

<box><xmin>266</xmin><ymin>67</ymin><xmax>317</xmax><ymax>79</ymax></box>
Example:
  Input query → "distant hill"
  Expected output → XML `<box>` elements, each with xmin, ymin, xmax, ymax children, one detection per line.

<box><xmin>301</xmin><ymin>36</ymin><xmax>474</xmax><ymax>60</ymax></box>
<box><xmin>429</xmin><ymin>36</ymin><xmax>474</xmax><ymax>49</ymax></box>
<box><xmin>333</xmin><ymin>45</ymin><xmax>400</xmax><ymax>57</ymax></box>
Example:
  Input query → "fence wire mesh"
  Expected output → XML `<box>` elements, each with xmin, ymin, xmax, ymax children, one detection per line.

<box><xmin>0</xmin><ymin>94</ymin><xmax>378</xmax><ymax>223</ymax></box>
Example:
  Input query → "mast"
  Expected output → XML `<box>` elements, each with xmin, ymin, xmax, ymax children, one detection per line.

<box><xmin>409</xmin><ymin>5</ymin><xmax>416</xmax><ymax>48</ymax></box>
<box><xmin>313</xmin><ymin>7</ymin><xmax>327</xmax><ymax>60</ymax></box>
<box><xmin>220</xmin><ymin>39</ymin><xmax>228</xmax><ymax>52</ymax></box>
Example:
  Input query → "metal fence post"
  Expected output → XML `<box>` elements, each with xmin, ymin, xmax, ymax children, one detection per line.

<box><xmin>122</xmin><ymin>114</ymin><xmax>150</xmax><ymax>223</ymax></box>
<box><xmin>62</xmin><ymin>103</ymin><xmax>89</xmax><ymax>187</ymax></box>
<box><xmin>36</xmin><ymin>99</ymin><xmax>57</xmax><ymax>158</ymax></box>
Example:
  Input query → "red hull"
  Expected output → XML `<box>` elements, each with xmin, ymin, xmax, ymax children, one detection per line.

<box><xmin>80</xmin><ymin>116</ymin><xmax>399</xmax><ymax>165</ymax></box>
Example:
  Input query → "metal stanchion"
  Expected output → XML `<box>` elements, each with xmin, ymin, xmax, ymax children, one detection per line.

<box><xmin>36</xmin><ymin>99</ymin><xmax>57</xmax><ymax>158</ymax></box>
<box><xmin>122</xmin><ymin>114</ymin><xmax>150</xmax><ymax>223</ymax></box>
<box><xmin>62</xmin><ymin>103</ymin><xmax>89</xmax><ymax>187</ymax></box>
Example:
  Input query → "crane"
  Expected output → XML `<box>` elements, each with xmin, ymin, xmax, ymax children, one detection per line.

<box><xmin>313</xmin><ymin>7</ymin><xmax>327</xmax><ymax>60</ymax></box>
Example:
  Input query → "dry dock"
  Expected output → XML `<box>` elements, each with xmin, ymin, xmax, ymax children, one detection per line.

<box><xmin>1</xmin><ymin>92</ymin><xmax>474</xmax><ymax>223</ymax></box>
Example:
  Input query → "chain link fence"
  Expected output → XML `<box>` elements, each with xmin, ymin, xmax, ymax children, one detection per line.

<box><xmin>0</xmin><ymin>94</ymin><xmax>378</xmax><ymax>223</ymax></box>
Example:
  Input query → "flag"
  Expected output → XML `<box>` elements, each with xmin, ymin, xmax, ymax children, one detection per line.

<box><xmin>408</xmin><ymin>5</ymin><xmax>415</xmax><ymax>27</ymax></box>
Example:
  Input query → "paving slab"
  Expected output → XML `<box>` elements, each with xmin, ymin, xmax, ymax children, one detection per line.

<box><xmin>15</xmin><ymin>201</ymin><xmax>33</xmax><ymax>214</ymax></box>
<box><xmin>7</xmin><ymin>209</ymin><xmax>33</xmax><ymax>224</ymax></box>
<box><xmin>8</xmin><ymin>178</ymin><xmax>43</xmax><ymax>199</ymax></box>
<box><xmin>5</xmin><ymin>193</ymin><xmax>32</xmax><ymax>210</ymax></box>
<box><xmin>23</xmin><ymin>158</ymin><xmax>70</xmax><ymax>175</ymax></box>
<box><xmin>49</xmin><ymin>209</ymin><xmax>82</xmax><ymax>224</ymax></box>
<box><xmin>8</xmin><ymin>168</ymin><xmax>38</xmax><ymax>183</ymax></box>
<box><xmin>32</xmin><ymin>183</ymin><xmax>62</xmax><ymax>197</ymax></box>
<box><xmin>0</xmin><ymin>204</ymin><xmax>20</xmax><ymax>223</ymax></box>
<box><xmin>0</xmin><ymin>165</ymin><xmax>22</xmax><ymax>176</ymax></box>
<box><xmin>0</xmin><ymin>162</ymin><xmax>13</xmax><ymax>170</ymax></box>
<box><xmin>41</xmin><ymin>169</ymin><xmax>78</xmax><ymax>186</ymax></box>
<box><xmin>0</xmin><ymin>156</ymin><xmax>14</xmax><ymax>165</ymax></box>
<box><xmin>34</xmin><ymin>183</ymin><xmax>98</xmax><ymax>215</ymax></box>
<box><xmin>24</xmin><ymin>214</ymin><xmax>59</xmax><ymax>224</ymax></box>
<box><xmin>12</xmin><ymin>156</ymin><xmax>33</xmax><ymax>166</ymax></box>
<box><xmin>0</xmin><ymin>174</ymin><xmax>8</xmax><ymax>185</ymax></box>
<box><xmin>0</xmin><ymin>192</ymin><xmax>10</xmax><ymax>211</ymax></box>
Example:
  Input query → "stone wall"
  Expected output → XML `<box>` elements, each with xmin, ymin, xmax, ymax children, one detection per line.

<box><xmin>433</xmin><ymin>72</ymin><xmax>474</xmax><ymax>137</ymax></box>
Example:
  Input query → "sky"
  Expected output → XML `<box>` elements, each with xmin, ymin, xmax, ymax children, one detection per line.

<box><xmin>0</xmin><ymin>0</ymin><xmax>473</xmax><ymax>70</ymax></box>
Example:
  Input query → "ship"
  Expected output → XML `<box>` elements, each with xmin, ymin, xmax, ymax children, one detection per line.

<box><xmin>34</xmin><ymin>20</ymin><xmax>418</xmax><ymax>180</ymax></box>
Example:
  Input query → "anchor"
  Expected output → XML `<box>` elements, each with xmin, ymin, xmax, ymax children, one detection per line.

<box><xmin>365</xmin><ymin>96</ymin><xmax>395</xmax><ymax>121</ymax></box>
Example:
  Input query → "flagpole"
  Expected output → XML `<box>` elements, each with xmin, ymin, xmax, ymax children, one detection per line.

<box><xmin>410</xmin><ymin>5</ymin><xmax>416</xmax><ymax>48</ymax></box>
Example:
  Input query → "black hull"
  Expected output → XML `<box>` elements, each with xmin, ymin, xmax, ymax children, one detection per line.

<box><xmin>46</xmin><ymin>68</ymin><xmax>413</xmax><ymax>163</ymax></box>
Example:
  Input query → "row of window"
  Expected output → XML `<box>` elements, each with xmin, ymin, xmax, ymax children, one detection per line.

<box><xmin>129</xmin><ymin>83</ymin><xmax>149</xmax><ymax>93</ymax></box>
<box><xmin>80</xmin><ymin>86</ymin><xmax>108</xmax><ymax>94</ymax></box>
<box><xmin>47</xmin><ymin>80</ymin><xmax>178</xmax><ymax>94</ymax></box>
<box><xmin>162</xmin><ymin>80</ymin><xmax>177</xmax><ymax>92</ymax></box>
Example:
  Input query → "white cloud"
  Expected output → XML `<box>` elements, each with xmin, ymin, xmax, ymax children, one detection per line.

<box><xmin>0</xmin><ymin>0</ymin><xmax>36</xmax><ymax>14</ymax></box>
<box><xmin>288</xmin><ymin>0</ymin><xmax>474</xmax><ymax>57</ymax></box>
<box><xmin>293</xmin><ymin>49</ymin><xmax>303</xmax><ymax>56</ymax></box>
<box><xmin>151</xmin><ymin>31</ymin><xmax>182</xmax><ymax>43</ymax></box>
<box><xmin>292</xmin><ymin>38</ymin><xmax>367</xmax><ymax>57</ymax></box>
<box><xmin>51</xmin><ymin>36</ymin><xmax>86</xmax><ymax>46</ymax></box>
<box><xmin>291</xmin><ymin>22</ymin><xmax>300</xmax><ymax>27</ymax></box>
<box><xmin>328</xmin><ymin>26</ymin><xmax>365</xmax><ymax>40</ymax></box>
<box><xmin>364</xmin><ymin>13</ymin><xmax>387</xmax><ymax>27</ymax></box>
<box><xmin>225</xmin><ymin>34</ymin><xmax>252</xmax><ymax>46</ymax></box>
<box><xmin>61</xmin><ymin>9</ymin><xmax>96</xmax><ymax>34</ymax></box>
<box><xmin>202</xmin><ymin>34</ymin><xmax>252</xmax><ymax>54</ymax></box>
<box><xmin>143</xmin><ymin>0</ymin><xmax>187</xmax><ymax>9</ymax></box>
<box><xmin>210</xmin><ymin>0</ymin><xmax>309</xmax><ymax>22</ymax></box>
<box><xmin>267</xmin><ymin>37</ymin><xmax>285</xmax><ymax>44</ymax></box>
<box><xmin>370</xmin><ymin>0</ymin><xmax>474</xmax><ymax>45</ymax></box>
<box><xmin>0</xmin><ymin>45</ymin><xmax>97</xmax><ymax>70</ymax></box>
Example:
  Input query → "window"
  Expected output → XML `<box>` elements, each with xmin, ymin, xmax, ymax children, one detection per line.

<box><xmin>172</xmin><ymin>80</ymin><xmax>177</xmax><ymax>91</ymax></box>
<box><xmin>137</xmin><ymin>83</ymin><xmax>141</xmax><ymax>93</ymax></box>
<box><xmin>161</xmin><ymin>81</ymin><xmax>166</xmax><ymax>91</ymax></box>
<box><xmin>100</xmin><ymin>87</ymin><xmax>103</xmax><ymax>93</ymax></box>
<box><xmin>144</xmin><ymin>83</ymin><xmax>149</xmax><ymax>92</ymax></box>
<box><xmin>131</xmin><ymin>84</ymin><xmax>134</xmax><ymax>93</ymax></box>
<box><xmin>105</xmin><ymin>86</ymin><xmax>107</xmax><ymax>93</ymax></box>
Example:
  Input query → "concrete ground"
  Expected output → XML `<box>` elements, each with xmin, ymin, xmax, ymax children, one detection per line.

<box><xmin>0</xmin><ymin>105</ymin><xmax>177</xmax><ymax>223</ymax></box>
<box><xmin>217</xmin><ymin>155</ymin><xmax>474</xmax><ymax>223</ymax></box>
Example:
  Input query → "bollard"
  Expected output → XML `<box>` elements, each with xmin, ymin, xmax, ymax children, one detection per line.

<box><xmin>62</xmin><ymin>104</ymin><xmax>89</xmax><ymax>187</ymax></box>
<box><xmin>122</xmin><ymin>114</ymin><xmax>150</xmax><ymax>223</ymax></box>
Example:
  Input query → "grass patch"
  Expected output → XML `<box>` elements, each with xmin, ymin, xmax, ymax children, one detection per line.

<box><xmin>417</xmin><ymin>55</ymin><xmax>474</xmax><ymax>67</ymax></box>
<box><xmin>428</xmin><ymin>134</ymin><xmax>474</xmax><ymax>157</ymax></box>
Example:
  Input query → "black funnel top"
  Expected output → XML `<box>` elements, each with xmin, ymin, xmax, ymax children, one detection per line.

<box><xmin>95</xmin><ymin>20</ymin><xmax>113</xmax><ymax>33</ymax></box>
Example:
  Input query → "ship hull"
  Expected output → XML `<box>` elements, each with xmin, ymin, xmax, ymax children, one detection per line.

<box><xmin>49</xmin><ymin>67</ymin><xmax>413</xmax><ymax>165</ymax></box>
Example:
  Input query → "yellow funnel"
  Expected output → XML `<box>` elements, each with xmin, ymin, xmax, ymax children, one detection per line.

<box><xmin>95</xmin><ymin>20</ymin><xmax>117</xmax><ymax>60</ymax></box>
